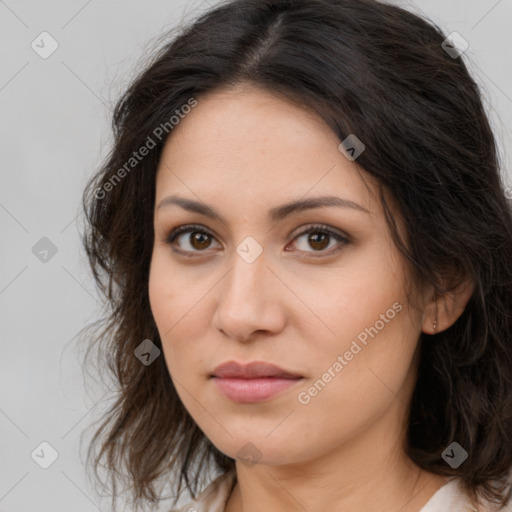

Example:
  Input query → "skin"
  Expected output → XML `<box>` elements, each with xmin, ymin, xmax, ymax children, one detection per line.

<box><xmin>148</xmin><ymin>83</ymin><xmax>473</xmax><ymax>512</ymax></box>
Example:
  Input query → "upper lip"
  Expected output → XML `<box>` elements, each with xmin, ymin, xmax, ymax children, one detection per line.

<box><xmin>211</xmin><ymin>360</ymin><xmax>303</xmax><ymax>379</ymax></box>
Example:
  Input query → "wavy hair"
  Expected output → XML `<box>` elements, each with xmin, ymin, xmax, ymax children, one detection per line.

<box><xmin>79</xmin><ymin>0</ymin><xmax>512</xmax><ymax>510</ymax></box>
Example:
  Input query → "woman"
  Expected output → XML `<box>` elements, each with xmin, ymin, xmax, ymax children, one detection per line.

<box><xmin>80</xmin><ymin>0</ymin><xmax>512</xmax><ymax>511</ymax></box>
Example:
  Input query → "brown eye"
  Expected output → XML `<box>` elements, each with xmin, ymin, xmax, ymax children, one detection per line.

<box><xmin>289</xmin><ymin>224</ymin><xmax>351</xmax><ymax>257</ymax></box>
<box><xmin>166</xmin><ymin>224</ymin><xmax>221</xmax><ymax>254</ymax></box>
<box><xmin>306</xmin><ymin>232</ymin><xmax>330</xmax><ymax>251</ymax></box>
<box><xmin>165</xmin><ymin>223</ymin><xmax>350</xmax><ymax>258</ymax></box>
<box><xmin>188</xmin><ymin>231</ymin><xmax>212</xmax><ymax>250</ymax></box>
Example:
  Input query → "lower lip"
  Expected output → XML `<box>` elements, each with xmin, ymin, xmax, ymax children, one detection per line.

<box><xmin>211</xmin><ymin>377</ymin><xmax>302</xmax><ymax>403</ymax></box>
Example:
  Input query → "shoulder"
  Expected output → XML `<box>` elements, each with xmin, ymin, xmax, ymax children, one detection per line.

<box><xmin>168</xmin><ymin>469</ymin><xmax>237</xmax><ymax>512</ymax></box>
<box><xmin>420</xmin><ymin>476</ymin><xmax>512</xmax><ymax>512</ymax></box>
<box><xmin>167</xmin><ymin>469</ymin><xmax>512</xmax><ymax>512</ymax></box>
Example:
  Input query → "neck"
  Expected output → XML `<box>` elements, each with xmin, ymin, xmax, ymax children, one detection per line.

<box><xmin>224</xmin><ymin>401</ymin><xmax>449</xmax><ymax>512</ymax></box>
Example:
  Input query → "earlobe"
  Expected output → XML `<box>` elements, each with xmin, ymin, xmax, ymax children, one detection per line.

<box><xmin>421</xmin><ymin>297</ymin><xmax>438</xmax><ymax>335</ymax></box>
<box><xmin>421</xmin><ymin>277</ymin><xmax>474</xmax><ymax>335</ymax></box>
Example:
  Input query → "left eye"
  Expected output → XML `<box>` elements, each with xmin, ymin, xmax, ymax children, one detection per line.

<box><xmin>288</xmin><ymin>224</ymin><xmax>350</xmax><ymax>257</ymax></box>
<box><xmin>165</xmin><ymin>223</ymin><xmax>350</xmax><ymax>257</ymax></box>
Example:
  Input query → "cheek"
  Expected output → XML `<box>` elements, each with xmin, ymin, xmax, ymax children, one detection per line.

<box><xmin>148</xmin><ymin>256</ymin><xmax>173</xmax><ymax>330</ymax></box>
<box><xmin>299</xmin><ymin>303</ymin><xmax>418</xmax><ymax>431</ymax></box>
<box><xmin>148</xmin><ymin>253</ymin><xmax>209</xmax><ymax>379</ymax></box>
<box><xmin>148</xmin><ymin>255</ymin><xmax>183</xmax><ymax>366</ymax></box>
<box><xmin>295</xmin><ymin>244</ymin><xmax>418</xmax><ymax>407</ymax></box>
<box><xmin>290</xmin><ymin>308</ymin><xmax>418</xmax><ymax>461</ymax></box>
<box><xmin>310</xmin><ymin>247</ymin><xmax>406</xmax><ymax>351</ymax></box>
<box><xmin>148</xmin><ymin>250</ymin><xmax>197</xmax><ymax>333</ymax></box>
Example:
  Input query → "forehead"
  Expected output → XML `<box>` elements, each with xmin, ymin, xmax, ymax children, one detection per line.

<box><xmin>163</xmin><ymin>85</ymin><xmax>339</xmax><ymax>162</ymax></box>
<box><xmin>154</xmin><ymin>85</ymin><xmax>379</xmax><ymax>217</ymax></box>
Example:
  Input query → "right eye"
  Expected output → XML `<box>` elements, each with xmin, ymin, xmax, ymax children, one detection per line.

<box><xmin>165</xmin><ymin>224</ymin><xmax>222</xmax><ymax>255</ymax></box>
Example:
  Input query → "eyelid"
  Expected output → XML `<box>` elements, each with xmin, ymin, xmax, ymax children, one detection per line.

<box><xmin>287</xmin><ymin>223</ymin><xmax>351</xmax><ymax>258</ymax></box>
<box><xmin>165</xmin><ymin>222</ymin><xmax>351</xmax><ymax>256</ymax></box>
<box><xmin>165</xmin><ymin>223</ymin><xmax>220</xmax><ymax>252</ymax></box>
<box><xmin>289</xmin><ymin>223</ymin><xmax>351</xmax><ymax>242</ymax></box>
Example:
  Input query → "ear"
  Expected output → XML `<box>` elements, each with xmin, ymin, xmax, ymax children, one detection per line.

<box><xmin>421</xmin><ymin>276</ymin><xmax>474</xmax><ymax>335</ymax></box>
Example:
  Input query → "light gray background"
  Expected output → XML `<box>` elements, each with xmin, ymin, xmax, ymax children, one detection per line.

<box><xmin>1</xmin><ymin>1</ymin><xmax>511</xmax><ymax>511</ymax></box>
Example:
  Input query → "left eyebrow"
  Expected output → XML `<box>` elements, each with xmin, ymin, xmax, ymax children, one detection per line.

<box><xmin>268</xmin><ymin>195</ymin><xmax>372</xmax><ymax>222</ymax></box>
<box><xmin>156</xmin><ymin>194</ymin><xmax>372</xmax><ymax>223</ymax></box>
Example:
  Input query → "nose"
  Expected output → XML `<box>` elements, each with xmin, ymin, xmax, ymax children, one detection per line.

<box><xmin>212</xmin><ymin>247</ymin><xmax>287</xmax><ymax>343</ymax></box>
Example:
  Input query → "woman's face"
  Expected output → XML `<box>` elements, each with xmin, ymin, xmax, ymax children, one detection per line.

<box><xmin>149</xmin><ymin>84</ymin><xmax>424</xmax><ymax>467</ymax></box>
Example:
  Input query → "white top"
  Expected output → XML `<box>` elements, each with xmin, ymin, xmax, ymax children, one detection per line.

<box><xmin>170</xmin><ymin>469</ymin><xmax>512</xmax><ymax>512</ymax></box>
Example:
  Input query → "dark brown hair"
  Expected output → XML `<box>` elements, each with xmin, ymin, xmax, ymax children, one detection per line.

<box><xmin>79</xmin><ymin>0</ymin><xmax>512</xmax><ymax>510</ymax></box>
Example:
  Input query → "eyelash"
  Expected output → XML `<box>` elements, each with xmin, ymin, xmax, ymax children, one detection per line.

<box><xmin>165</xmin><ymin>223</ymin><xmax>351</xmax><ymax>259</ymax></box>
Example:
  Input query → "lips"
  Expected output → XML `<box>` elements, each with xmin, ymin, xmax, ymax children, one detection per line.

<box><xmin>210</xmin><ymin>360</ymin><xmax>302</xmax><ymax>379</ymax></box>
<box><xmin>210</xmin><ymin>361</ymin><xmax>303</xmax><ymax>403</ymax></box>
